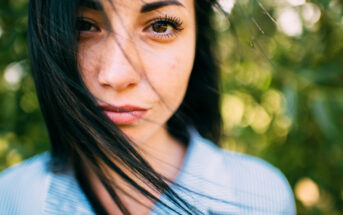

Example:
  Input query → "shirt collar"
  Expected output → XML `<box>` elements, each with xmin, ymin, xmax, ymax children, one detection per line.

<box><xmin>149</xmin><ymin>128</ymin><xmax>238</xmax><ymax>214</ymax></box>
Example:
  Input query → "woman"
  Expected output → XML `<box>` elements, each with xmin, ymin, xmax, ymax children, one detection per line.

<box><xmin>0</xmin><ymin>0</ymin><xmax>296</xmax><ymax>214</ymax></box>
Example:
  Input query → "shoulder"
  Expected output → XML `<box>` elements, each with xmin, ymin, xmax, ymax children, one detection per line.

<box><xmin>0</xmin><ymin>152</ymin><xmax>52</xmax><ymax>215</ymax></box>
<box><xmin>188</xmin><ymin>131</ymin><xmax>296</xmax><ymax>214</ymax></box>
<box><xmin>221</xmin><ymin>149</ymin><xmax>296</xmax><ymax>214</ymax></box>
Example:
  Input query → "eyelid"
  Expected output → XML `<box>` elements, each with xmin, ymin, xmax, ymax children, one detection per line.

<box><xmin>144</xmin><ymin>15</ymin><xmax>183</xmax><ymax>30</ymax></box>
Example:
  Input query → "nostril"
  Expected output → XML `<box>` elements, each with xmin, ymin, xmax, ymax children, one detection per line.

<box><xmin>127</xmin><ymin>82</ymin><xmax>137</xmax><ymax>88</ymax></box>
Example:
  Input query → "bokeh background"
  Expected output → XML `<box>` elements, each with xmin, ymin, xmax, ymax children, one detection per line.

<box><xmin>0</xmin><ymin>0</ymin><xmax>342</xmax><ymax>214</ymax></box>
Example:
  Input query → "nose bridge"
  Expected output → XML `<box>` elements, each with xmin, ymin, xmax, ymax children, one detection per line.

<box><xmin>108</xmin><ymin>32</ymin><xmax>135</xmax><ymax>70</ymax></box>
<box><xmin>99</xmin><ymin>30</ymin><xmax>141</xmax><ymax>90</ymax></box>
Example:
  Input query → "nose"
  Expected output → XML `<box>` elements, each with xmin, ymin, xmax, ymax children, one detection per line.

<box><xmin>98</xmin><ymin>36</ymin><xmax>141</xmax><ymax>91</ymax></box>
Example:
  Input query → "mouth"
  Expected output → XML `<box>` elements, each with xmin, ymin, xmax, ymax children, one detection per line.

<box><xmin>100</xmin><ymin>104</ymin><xmax>148</xmax><ymax>125</ymax></box>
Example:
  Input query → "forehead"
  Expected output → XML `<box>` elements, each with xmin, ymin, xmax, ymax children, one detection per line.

<box><xmin>79</xmin><ymin>0</ymin><xmax>194</xmax><ymax>14</ymax></box>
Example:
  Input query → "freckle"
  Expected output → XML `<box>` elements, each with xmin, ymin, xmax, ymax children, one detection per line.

<box><xmin>170</xmin><ymin>62</ymin><xmax>177</xmax><ymax>70</ymax></box>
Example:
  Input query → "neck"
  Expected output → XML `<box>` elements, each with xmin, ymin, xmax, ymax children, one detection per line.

<box><xmin>138</xmin><ymin>127</ymin><xmax>187</xmax><ymax>180</ymax></box>
<box><xmin>82</xmin><ymin>127</ymin><xmax>187</xmax><ymax>215</ymax></box>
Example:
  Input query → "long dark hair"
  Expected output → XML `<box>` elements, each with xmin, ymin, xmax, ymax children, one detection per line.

<box><xmin>27</xmin><ymin>0</ymin><xmax>222</xmax><ymax>214</ymax></box>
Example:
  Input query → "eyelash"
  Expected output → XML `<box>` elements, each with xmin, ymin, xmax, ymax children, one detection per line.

<box><xmin>76</xmin><ymin>15</ymin><xmax>184</xmax><ymax>40</ymax></box>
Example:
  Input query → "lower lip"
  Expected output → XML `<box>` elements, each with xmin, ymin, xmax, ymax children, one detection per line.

<box><xmin>104</xmin><ymin>110</ymin><xmax>147</xmax><ymax>125</ymax></box>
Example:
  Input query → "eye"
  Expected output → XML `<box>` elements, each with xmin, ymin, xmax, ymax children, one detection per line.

<box><xmin>152</xmin><ymin>21</ymin><xmax>173</xmax><ymax>33</ymax></box>
<box><xmin>76</xmin><ymin>18</ymin><xmax>100</xmax><ymax>33</ymax></box>
<box><xmin>145</xmin><ymin>15</ymin><xmax>184</xmax><ymax>40</ymax></box>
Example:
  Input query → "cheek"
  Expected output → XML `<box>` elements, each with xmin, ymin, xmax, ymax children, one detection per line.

<box><xmin>145</xmin><ymin>49</ymin><xmax>195</xmax><ymax>110</ymax></box>
<box><xmin>77</xmin><ymin>45</ymin><xmax>101</xmax><ymax>89</ymax></box>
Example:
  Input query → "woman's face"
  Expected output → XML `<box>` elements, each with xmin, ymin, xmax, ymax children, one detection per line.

<box><xmin>77</xmin><ymin>0</ymin><xmax>196</xmax><ymax>144</ymax></box>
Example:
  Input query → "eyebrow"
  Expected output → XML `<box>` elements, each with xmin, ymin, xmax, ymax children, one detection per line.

<box><xmin>78</xmin><ymin>0</ymin><xmax>184</xmax><ymax>13</ymax></box>
<box><xmin>79</xmin><ymin>0</ymin><xmax>103</xmax><ymax>11</ymax></box>
<box><xmin>140</xmin><ymin>0</ymin><xmax>184</xmax><ymax>13</ymax></box>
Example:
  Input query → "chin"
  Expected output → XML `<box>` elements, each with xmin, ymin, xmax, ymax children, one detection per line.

<box><xmin>116</xmin><ymin>122</ymin><xmax>162</xmax><ymax>145</ymax></box>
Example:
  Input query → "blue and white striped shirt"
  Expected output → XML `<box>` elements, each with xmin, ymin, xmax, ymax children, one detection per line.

<box><xmin>0</xmin><ymin>130</ymin><xmax>296</xmax><ymax>214</ymax></box>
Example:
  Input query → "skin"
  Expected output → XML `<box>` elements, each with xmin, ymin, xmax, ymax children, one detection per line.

<box><xmin>77</xmin><ymin>0</ymin><xmax>196</xmax><ymax>214</ymax></box>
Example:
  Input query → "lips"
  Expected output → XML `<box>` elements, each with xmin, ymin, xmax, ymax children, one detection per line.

<box><xmin>100</xmin><ymin>104</ymin><xmax>148</xmax><ymax>125</ymax></box>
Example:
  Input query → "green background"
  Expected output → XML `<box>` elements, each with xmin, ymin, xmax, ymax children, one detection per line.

<box><xmin>0</xmin><ymin>0</ymin><xmax>342</xmax><ymax>214</ymax></box>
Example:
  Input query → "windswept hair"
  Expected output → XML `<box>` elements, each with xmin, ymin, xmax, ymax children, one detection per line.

<box><xmin>28</xmin><ymin>0</ymin><xmax>222</xmax><ymax>214</ymax></box>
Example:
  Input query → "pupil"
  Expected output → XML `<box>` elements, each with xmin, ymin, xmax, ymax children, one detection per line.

<box><xmin>152</xmin><ymin>22</ymin><xmax>168</xmax><ymax>33</ymax></box>
<box><xmin>77</xmin><ymin>20</ymin><xmax>92</xmax><ymax>31</ymax></box>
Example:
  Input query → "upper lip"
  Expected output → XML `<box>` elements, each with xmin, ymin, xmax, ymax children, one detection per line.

<box><xmin>99</xmin><ymin>104</ymin><xmax>148</xmax><ymax>112</ymax></box>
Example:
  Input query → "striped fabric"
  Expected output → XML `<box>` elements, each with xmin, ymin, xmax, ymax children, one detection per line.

<box><xmin>0</xmin><ymin>129</ymin><xmax>296</xmax><ymax>214</ymax></box>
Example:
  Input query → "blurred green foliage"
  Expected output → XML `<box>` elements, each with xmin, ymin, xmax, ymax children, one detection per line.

<box><xmin>0</xmin><ymin>0</ymin><xmax>342</xmax><ymax>214</ymax></box>
<box><xmin>0</xmin><ymin>0</ymin><xmax>49</xmax><ymax>168</ymax></box>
